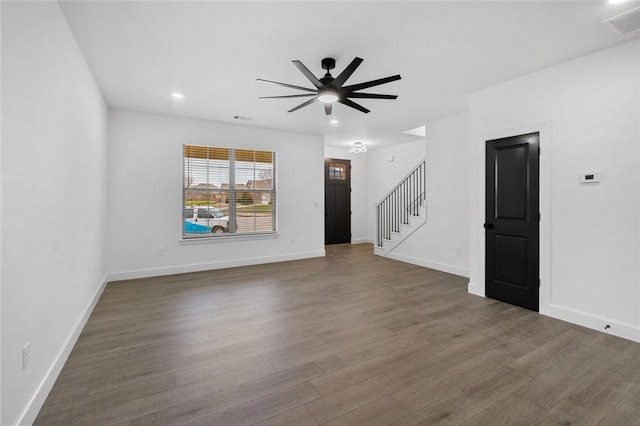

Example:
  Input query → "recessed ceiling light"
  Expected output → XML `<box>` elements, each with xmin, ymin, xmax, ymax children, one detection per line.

<box><xmin>330</xmin><ymin>119</ymin><xmax>339</xmax><ymax>124</ymax></box>
<box><xmin>171</xmin><ymin>92</ymin><xmax>184</xmax><ymax>100</ymax></box>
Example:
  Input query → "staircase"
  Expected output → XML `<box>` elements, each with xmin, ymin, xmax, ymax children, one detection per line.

<box><xmin>374</xmin><ymin>161</ymin><xmax>426</xmax><ymax>256</ymax></box>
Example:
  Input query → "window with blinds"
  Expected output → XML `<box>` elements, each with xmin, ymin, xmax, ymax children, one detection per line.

<box><xmin>183</xmin><ymin>145</ymin><xmax>276</xmax><ymax>238</ymax></box>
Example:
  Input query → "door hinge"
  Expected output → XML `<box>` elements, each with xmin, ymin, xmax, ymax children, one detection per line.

<box><xmin>538</xmin><ymin>278</ymin><xmax>541</xmax><ymax>288</ymax></box>
<box><xmin>538</xmin><ymin>146</ymin><xmax>541</xmax><ymax>156</ymax></box>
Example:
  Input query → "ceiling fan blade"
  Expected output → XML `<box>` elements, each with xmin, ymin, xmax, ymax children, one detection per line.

<box><xmin>292</xmin><ymin>60</ymin><xmax>323</xmax><ymax>89</ymax></box>
<box><xmin>324</xmin><ymin>103</ymin><xmax>333</xmax><ymax>116</ymax></box>
<box><xmin>347</xmin><ymin>93</ymin><xmax>398</xmax><ymax>100</ymax></box>
<box><xmin>259</xmin><ymin>94</ymin><xmax>317</xmax><ymax>99</ymax></box>
<box><xmin>342</xmin><ymin>75</ymin><xmax>401</xmax><ymax>92</ymax></box>
<box><xmin>256</xmin><ymin>78</ymin><xmax>316</xmax><ymax>93</ymax></box>
<box><xmin>331</xmin><ymin>57</ymin><xmax>363</xmax><ymax>88</ymax></box>
<box><xmin>339</xmin><ymin>98</ymin><xmax>370</xmax><ymax>114</ymax></box>
<box><xmin>288</xmin><ymin>96</ymin><xmax>318</xmax><ymax>113</ymax></box>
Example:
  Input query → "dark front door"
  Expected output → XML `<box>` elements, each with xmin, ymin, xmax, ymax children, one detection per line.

<box><xmin>485</xmin><ymin>133</ymin><xmax>540</xmax><ymax>311</ymax></box>
<box><xmin>325</xmin><ymin>158</ymin><xmax>351</xmax><ymax>245</ymax></box>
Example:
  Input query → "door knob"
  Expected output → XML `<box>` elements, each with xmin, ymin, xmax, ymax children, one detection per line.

<box><xmin>484</xmin><ymin>223</ymin><xmax>495</xmax><ymax>229</ymax></box>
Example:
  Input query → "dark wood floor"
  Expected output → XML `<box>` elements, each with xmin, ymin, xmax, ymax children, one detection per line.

<box><xmin>36</xmin><ymin>244</ymin><xmax>640</xmax><ymax>425</ymax></box>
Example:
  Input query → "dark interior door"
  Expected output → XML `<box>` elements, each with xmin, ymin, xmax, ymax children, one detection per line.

<box><xmin>325</xmin><ymin>158</ymin><xmax>351</xmax><ymax>245</ymax></box>
<box><xmin>485</xmin><ymin>133</ymin><xmax>539</xmax><ymax>311</ymax></box>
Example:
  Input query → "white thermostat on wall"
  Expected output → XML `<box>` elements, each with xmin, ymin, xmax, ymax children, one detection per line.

<box><xmin>579</xmin><ymin>172</ymin><xmax>601</xmax><ymax>184</ymax></box>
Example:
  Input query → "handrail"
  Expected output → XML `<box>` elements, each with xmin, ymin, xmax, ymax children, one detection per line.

<box><xmin>376</xmin><ymin>161</ymin><xmax>426</xmax><ymax>247</ymax></box>
<box><xmin>375</xmin><ymin>161</ymin><xmax>427</xmax><ymax>206</ymax></box>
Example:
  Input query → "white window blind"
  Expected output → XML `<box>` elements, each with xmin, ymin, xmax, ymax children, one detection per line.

<box><xmin>183</xmin><ymin>145</ymin><xmax>276</xmax><ymax>238</ymax></box>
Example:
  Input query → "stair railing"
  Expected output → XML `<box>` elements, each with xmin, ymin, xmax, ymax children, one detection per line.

<box><xmin>376</xmin><ymin>161</ymin><xmax>426</xmax><ymax>247</ymax></box>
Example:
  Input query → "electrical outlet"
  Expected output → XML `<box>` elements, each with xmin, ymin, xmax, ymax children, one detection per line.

<box><xmin>23</xmin><ymin>343</ymin><xmax>30</xmax><ymax>370</ymax></box>
<box><xmin>159</xmin><ymin>247</ymin><xmax>165</xmax><ymax>256</ymax></box>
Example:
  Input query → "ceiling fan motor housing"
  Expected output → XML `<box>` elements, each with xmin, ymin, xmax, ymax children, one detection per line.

<box><xmin>321</xmin><ymin>57</ymin><xmax>336</xmax><ymax>71</ymax></box>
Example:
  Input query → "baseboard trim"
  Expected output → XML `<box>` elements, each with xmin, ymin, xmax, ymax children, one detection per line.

<box><xmin>17</xmin><ymin>274</ymin><xmax>109</xmax><ymax>426</ymax></box>
<box><xmin>385</xmin><ymin>252</ymin><xmax>469</xmax><ymax>278</ymax></box>
<box><xmin>467</xmin><ymin>281</ymin><xmax>484</xmax><ymax>297</ymax></box>
<box><xmin>352</xmin><ymin>238</ymin><xmax>374</xmax><ymax>244</ymax></box>
<box><xmin>543</xmin><ymin>303</ymin><xmax>640</xmax><ymax>343</ymax></box>
<box><xmin>107</xmin><ymin>250</ymin><xmax>326</xmax><ymax>282</ymax></box>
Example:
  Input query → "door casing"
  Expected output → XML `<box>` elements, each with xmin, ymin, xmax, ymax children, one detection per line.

<box><xmin>485</xmin><ymin>132</ymin><xmax>540</xmax><ymax>311</ymax></box>
<box><xmin>324</xmin><ymin>158</ymin><xmax>351</xmax><ymax>245</ymax></box>
<box><xmin>471</xmin><ymin>124</ymin><xmax>551</xmax><ymax>316</ymax></box>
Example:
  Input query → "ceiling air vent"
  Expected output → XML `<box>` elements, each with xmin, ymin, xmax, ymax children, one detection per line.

<box><xmin>605</xmin><ymin>6</ymin><xmax>640</xmax><ymax>34</ymax></box>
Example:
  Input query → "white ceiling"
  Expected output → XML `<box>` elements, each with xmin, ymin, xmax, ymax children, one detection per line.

<box><xmin>59</xmin><ymin>1</ymin><xmax>640</xmax><ymax>150</ymax></box>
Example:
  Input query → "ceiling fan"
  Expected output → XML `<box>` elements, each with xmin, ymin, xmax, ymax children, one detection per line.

<box><xmin>257</xmin><ymin>57</ymin><xmax>401</xmax><ymax>115</ymax></box>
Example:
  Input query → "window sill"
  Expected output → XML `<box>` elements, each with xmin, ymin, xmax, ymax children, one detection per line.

<box><xmin>180</xmin><ymin>232</ymin><xmax>279</xmax><ymax>245</ymax></box>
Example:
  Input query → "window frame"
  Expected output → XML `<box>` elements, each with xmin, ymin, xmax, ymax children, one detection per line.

<box><xmin>182</xmin><ymin>144</ymin><xmax>277</xmax><ymax>240</ymax></box>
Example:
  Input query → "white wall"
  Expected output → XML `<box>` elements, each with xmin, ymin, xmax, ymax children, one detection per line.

<box><xmin>389</xmin><ymin>113</ymin><xmax>470</xmax><ymax>277</ymax></box>
<box><xmin>1</xmin><ymin>2</ymin><xmax>109</xmax><ymax>425</ymax></box>
<box><xmin>367</xmin><ymin>139</ymin><xmax>426</xmax><ymax>240</ymax></box>
<box><xmin>107</xmin><ymin>110</ymin><xmax>325</xmax><ymax>279</ymax></box>
<box><xmin>0</xmin><ymin>2</ymin><xmax>4</xmax><ymax>422</ymax></box>
<box><xmin>468</xmin><ymin>40</ymin><xmax>640</xmax><ymax>342</ymax></box>
<box><xmin>324</xmin><ymin>146</ymin><xmax>369</xmax><ymax>243</ymax></box>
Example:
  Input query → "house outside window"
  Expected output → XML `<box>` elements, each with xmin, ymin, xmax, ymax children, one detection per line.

<box><xmin>183</xmin><ymin>145</ymin><xmax>276</xmax><ymax>238</ymax></box>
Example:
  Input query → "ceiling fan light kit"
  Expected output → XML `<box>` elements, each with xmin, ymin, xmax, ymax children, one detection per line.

<box><xmin>318</xmin><ymin>88</ymin><xmax>339</xmax><ymax>104</ymax></box>
<box><xmin>258</xmin><ymin>57</ymin><xmax>401</xmax><ymax>115</ymax></box>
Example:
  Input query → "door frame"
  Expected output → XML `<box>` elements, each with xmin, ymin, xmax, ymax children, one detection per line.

<box><xmin>324</xmin><ymin>157</ymin><xmax>352</xmax><ymax>245</ymax></box>
<box><xmin>485</xmin><ymin>132</ymin><xmax>540</xmax><ymax>311</ymax></box>
<box><xmin>471</xmin><ymin>123</ymin><xmax>551</xmax><ymax>315</ymax></box>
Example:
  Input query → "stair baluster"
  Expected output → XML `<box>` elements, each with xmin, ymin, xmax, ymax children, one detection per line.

<box><xmin>376</xmin><ymin>161</ymin><xmax>426</xmax><ymax>249</ymax></box>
